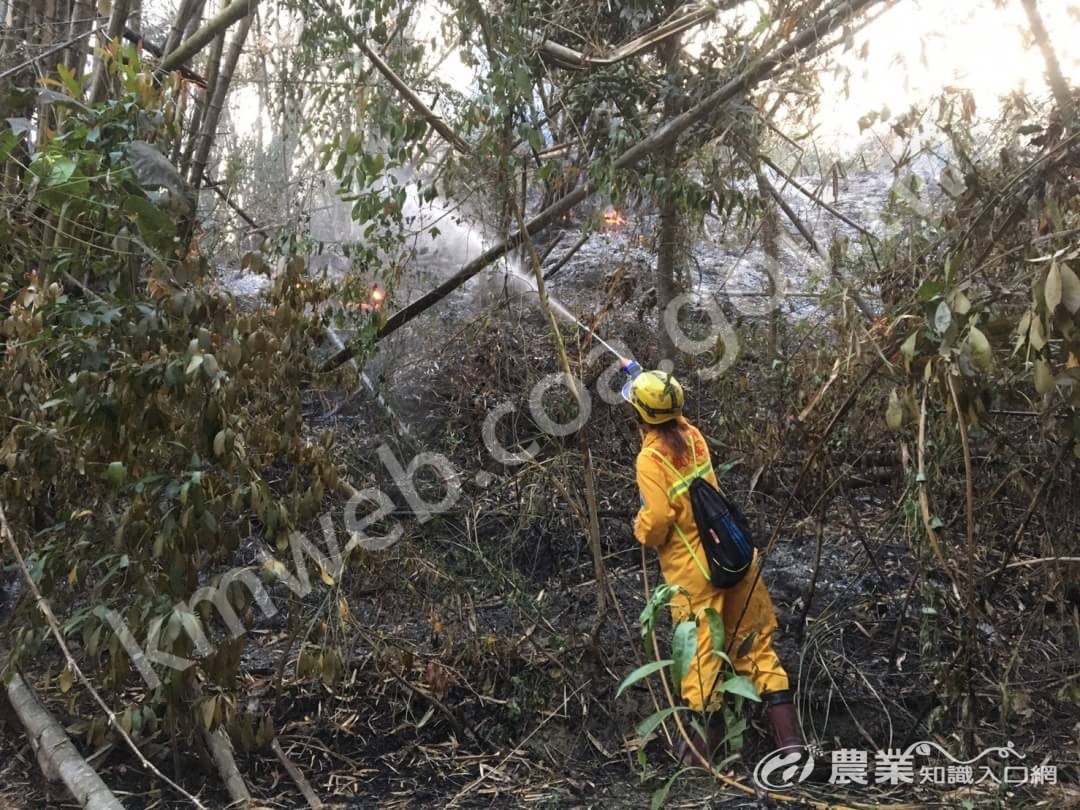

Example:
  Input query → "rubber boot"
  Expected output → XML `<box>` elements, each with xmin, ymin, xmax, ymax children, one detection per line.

<box><xmin>763</xmin><ymin>690</ymin><xmax>804</xmax><ymax>753</ymax></box>
<box><xmin>676</xmin><ymin>724</ymin><xmax>711</xmax><ymax>767</ymax></box>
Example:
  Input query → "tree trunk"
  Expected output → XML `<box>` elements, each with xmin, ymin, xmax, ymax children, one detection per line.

<box><xmin>34</xmin><ymin>0</ymin><xmax>60</xmax><ymax>150</ymax></box>
<box><xmin>127</xmin><ymin>0</ymin><xmax>141</xmax><ymax>35</ymax></box>
<box><xmin>88</xmin><ymin>0</ymin><xmax>130</xmax><ymax>104</ymax></box>
<box><xmin>655</xmin><ymin>195</ymin><xmax>680</xmax><ymax>363</ymax></box>
<box><xmin>6</xmin><ymin>674</ymin><xmax>125</xmax><ymax>810</ymax></box>
<box><xmin>162</xmin><ymin>0</ymin><xmax>199</xmax><ymax>59</ymax></box>
<box><xmin>756</xmin><ymin>173</ymin><xmax>781</xmax><ymax>360</ymax></box>
<box><xmin>1020</xmin><ymin>0</ymin><xmax>1073</xmax><ymax>121</ymax></box>
<box><xmin>187</xmin><ymin>7</ymin><xmax>253</xmax><ymax>189</ymax></box>
<box><xmin>654</xmin><ymin>31</ymin><xmax>682</xmax><ymax>364</ymax></box>
<box><xmin>183</xmin><ymin>0</ymin><xmax>208</xmax><ymax>41</ymax></box>
<box><xmin>179</xmin><ymin>3</ymin><xmax>225</xmax><ymax>175</ymax></box>
<box><xmin>64</xmin><ymin>0</ymin><xmax>94</xmax><ymax>79</ymax></box>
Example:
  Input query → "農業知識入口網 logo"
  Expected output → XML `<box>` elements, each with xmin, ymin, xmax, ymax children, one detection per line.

<box><xmin>752</xmin><ymin>741</ymin><xmax>1056</xmax><ymax>790</ymax></box>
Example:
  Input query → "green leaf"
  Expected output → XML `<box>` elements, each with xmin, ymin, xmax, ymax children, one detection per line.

<box><xmin>651</xmin><ymin>768</ymin><xmax>689</xmax><ymax>810</ymax></box>
<box><xmin>933</xmin><ymin>300</ymin><xmax>952</xmax><ymax>334</ymax></box>
<box><xmin>916</xmin><ymin>280</ymin><xmax>943</xmax><ymax>302</ymax></box>
<box><xmin>900</xmin><ymin>330</ymin><xmax>918</xmax><ymax>363</ymax></box>
<box><xmin>1059</xmin><ymin>264</ymin><xmax>1080</xmax><ymax>313</ymax></box>
<box><xmin>886</xmin><ymin>389</ymin><xmax>903</xmax><ymax>430</ymax></box>
<box><xmin>185</xmin><ymin>353</ymin><xmax>204</xmax><ymax>375</ymax></box>
<box><xmin>966</xmin><ymin>325</ymin><xmax>992</xmax><ymax>371</ymax></box>
<box><xmin>105</xmin><ymin>461</ymin><xmax>126</xmax><ymax>487</ymax></box>
<box><xmin>123</xmin><ymin>194</ymin><xmax>175</xmax><ymax>241</ymax></box>
<box><xmin>720</xmin><ymin>674</ymin><xmax>760</xmax><ymax>702</ymax></box>
<box><xmin>640</xmin><ymin>583</ymin><xmax>680</xmax><ymax>639</ymax></box>
<box><xmin>635</xmin><ymin>706</ymin><xmax>688</xmax><ymax>740</ymax></box>
<box><xmin>702</xmin><ymin>607</ymin><xmax>725</xmax><ymax>658</ymax></box>
<box><xmin>56</xmin><ymin>63</ymin><xmax>82</xmax><ymax>98</ymax></box>
<box><xmin>671</xmin><ymin>620</ymin><xmax>698</xmax><ymax>695</ymax></box>
<box><xmin>1045</xmin><ymin>260</ymin><xmax>1063</xmax><ymax>313</ymax></box>
<box><xmin>1029</xmin><ymin>315</ymin><xmax>1047</xmax><ymax>351</ymax></box>
<box><xmin>948</xmin><ymin>289</ymin><xmax>971</xmax><ymax>315</ymax></box>
<box><xmin>616</xmin><ymin>659</ymin><xmax>673</xmax><ymax>698</ymax></box>
<box><xmin>1034</xmin><ymin>359</ymin><xmax>1055</xmax><ymax>394</ymax></box>
<box><xmin>46</xmin><ymin>157</ymin><xmax>77</xmax><ymax>188</ymax></box>
<box><xmin>0</xmin><ymin>129</ymin><xmax>16</xmax><ymax>163</ymax></box>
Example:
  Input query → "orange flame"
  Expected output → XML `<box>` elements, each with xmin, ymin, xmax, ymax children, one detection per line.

<box><xmin>353</xmin><ymin>285</ymin><xmax>386</xmax><ymax>312</ymax></box>
<box><xmin>603</xmin><ymin>207</ymin><xmax>626</xmax><ymax>228</ymax></box>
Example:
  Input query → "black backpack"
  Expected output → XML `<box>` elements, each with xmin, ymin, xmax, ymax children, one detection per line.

<box><xmin>644</xmin><ymin>443</ymin><xmax>755</xmax><ymax>588</ymax></box>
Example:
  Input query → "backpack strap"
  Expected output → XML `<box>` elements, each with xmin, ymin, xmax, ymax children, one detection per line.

<box><xmin>642</xmin><ymin>443</ymin><xmax>710</xmax><ymax>582</ymax></box>
<box><xmin>644</xmin><ymin>435</ymin><xmax>713</xmax><ymax>500</ymax></box>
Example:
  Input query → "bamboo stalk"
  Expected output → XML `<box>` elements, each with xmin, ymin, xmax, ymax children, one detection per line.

<box><xmin>542</xmin><ymin>231</ymin><xmax>590</xmax><ymax>281</ymax></box>
<box><xmin>180</xmin><ymin>12</ymin><xmax>225</xmax><ymax>175</ymax></box>
<box><xmin>186</xmin><ymin>7</ymin><xmax>254</xmax><ymax>189</ymax></box>
<box><xmin>157</xmin><ymin>0</ymin><xmax>259</xmax><ymax>76</ymax></box>
<box><xmin>88</xmin><ymin>0</ymin><xmax>130</xmax><ymax>103</ymax></box>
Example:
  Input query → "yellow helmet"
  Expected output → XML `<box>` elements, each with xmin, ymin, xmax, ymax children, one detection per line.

<box><xmin>621</xmin><ymin>370</ymin><xmax>684</xmax><ymax>424</ymax></box>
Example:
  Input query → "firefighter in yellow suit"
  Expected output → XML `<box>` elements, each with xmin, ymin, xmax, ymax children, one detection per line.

<box><xmin>623</xmin><ymin>368</ymin><xmax>804</xmax><ymax>764</ymax></box>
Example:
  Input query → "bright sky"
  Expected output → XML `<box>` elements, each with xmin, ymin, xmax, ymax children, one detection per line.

<box><xmin>412</xmin><ymin>1</ymin><xmax>1080</xmax><ymax>154</ymax></box>
<box><xmin>219</xmin><ymin>0</ymin><xmax>1080</xmax><ymax>157</ymax></box>
<box><xmin>815</xmin><ymin>0</ymin><xmax>1080</xmax><ymax>150</ymax></box>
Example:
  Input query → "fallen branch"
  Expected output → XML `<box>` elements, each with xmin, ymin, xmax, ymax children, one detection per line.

<box><xmin>204</xmin><ymin>727</ymin><xmax>251</xmax><ymax>809</ymax></box>
<box><xmin>757</xmin><ymin>152</ymin><xmax>879</xmax><ymax>241</ymax></box>
<box><xmin>1004</xmin><ymin>556</ymin><xmax>1080</xmax><ymax>569</ymax></box>
<box><xmin>320</xmin><ymin>0</ymin><xmax>885</xmax><ymax>371</ymax></box>
<box><xmin>754</xmin><ymin>167</ymin><xmax>876</xmax><ymax>322</ymax></box>
<box><xmin>5</xmin><ymin>674</ymin><xmax>124</xmax><ymax>810</ymax></box>
<box><xmin>542</xmin><ymin>231</ymin><xmax>591</xmax><ymax>281</ymax></box>
<box><xmin>270</xmin><ymin>739</ymin><xmax>324</xmax><ymax>809</ymax></box>
<box><xmin>0</xmin><ymin>500</ymin><xmax>209</xmax><ymax>810</ymax></box>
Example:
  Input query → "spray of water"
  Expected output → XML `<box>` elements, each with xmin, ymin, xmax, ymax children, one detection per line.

<box><xmin>504</xmin><ymin>266</ymin><xmax>629</xmax><ymax>365</ymax></box>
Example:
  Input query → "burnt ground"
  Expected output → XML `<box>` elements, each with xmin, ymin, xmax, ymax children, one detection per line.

<box><xmin>3</xmin><ymin>201</ymin><xmax>1080</xmax><ymax>808</ymax></box>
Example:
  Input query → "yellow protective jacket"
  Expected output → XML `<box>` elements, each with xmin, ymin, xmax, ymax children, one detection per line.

<box><xmin>633</xmin><ymin>423</ymin><xmax>717</xmax><ymax>603</ymax></box>
<box><xmin>632</xmin><ymin>420</ymin><xmax>789</xmax><ymax>709</ymax></box>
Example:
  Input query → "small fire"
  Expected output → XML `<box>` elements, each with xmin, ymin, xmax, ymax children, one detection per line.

<box><xmin>352</xmin><ymin>285</ymin><xmax>386</xmax><ymax>313</ymax></box>
<box><xmin>603</xmin><ymin>207</ymin><xmax>626</xmax><ymax>228</ymax></box>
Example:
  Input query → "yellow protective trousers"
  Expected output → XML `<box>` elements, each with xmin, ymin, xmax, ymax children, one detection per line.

<box><xmin>633</xmin><ymin>422</ymin><xmax>789</xmax><ymax>711</ymax></box>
